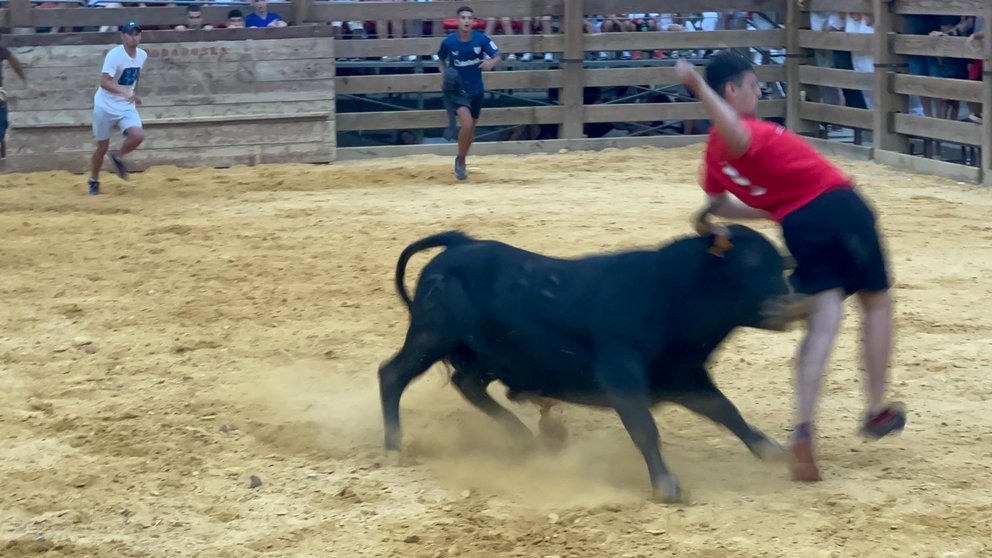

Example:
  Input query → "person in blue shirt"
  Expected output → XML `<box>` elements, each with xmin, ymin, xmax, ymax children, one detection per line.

<box><xmin>437</xmin><ymin>5</ymin><xmax>501</xmax><ymax>180</ymax></box>
<box><xmin>245</xmin><ymin>0</ymin><xmax>287</xmax><ymax>28</ymax></box>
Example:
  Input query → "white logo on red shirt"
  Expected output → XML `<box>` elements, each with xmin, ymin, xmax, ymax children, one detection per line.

<box><xmin>721</xmin><ymin>164</ymin><xmax>767</xmax><ymax>196</ymax></box>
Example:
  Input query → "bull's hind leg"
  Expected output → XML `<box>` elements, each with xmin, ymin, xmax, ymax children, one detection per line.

<box><xmin>379</xmin><ymin>332</ymin><xmax>451</xmax><ymax>458</ymax></box>
<box><xmin>668</xmin><ymin>372</ymin><xmax>787</xmax><ymax>461</ymax></box>
<box><xmin>450</xmin><ymin>369</ymin><xmax>534</xmax><ymax>444</ymax></box>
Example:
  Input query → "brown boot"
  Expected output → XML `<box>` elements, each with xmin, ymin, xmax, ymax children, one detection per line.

<box><xmin>790</xmin><ymin>438</ymin><xmax>821</xmax><ymax>482</ymax></box>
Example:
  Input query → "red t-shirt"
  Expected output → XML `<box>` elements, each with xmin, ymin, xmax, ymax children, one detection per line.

<box><xmin>702</xmin><ymin>118</ymin><xmax>851</xmax><ymax>222</ymax></box>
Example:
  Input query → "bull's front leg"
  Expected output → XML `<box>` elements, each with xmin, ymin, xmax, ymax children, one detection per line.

<box><xmin>668</xmin><ymin>371</ymin><xmax>787</xmax><ymax>462</ymax></box>
<box><xmin>596</xmin><ymin>351</ymin><xmax>684</xmax><ymax>503</ymax></box>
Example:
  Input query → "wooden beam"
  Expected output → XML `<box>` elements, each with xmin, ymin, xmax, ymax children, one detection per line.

<box><xmin>893</xmin><ymin>35</ymin><xmax>984</xmax><ymax>60</ymax></box>
<box><xmin>1</xmin><ymin>26</ymin><xmax>334</xmax><ymax>48</ymax></box>
<box><xmin>892</xmin><ymin>0</ymin><xmax>987</xmax><ymax>16</ymax></box>
<box><xmin>309</xmin><ymin>0</ymin><xmax>565</xmax><ymax>21</ymax></box>
<box><xmin>26</xmin><ymin>4</ymin><xmax>293</xmax><ymax>28</ymax></box>
<box><xmin>336</xmin><ymin>70</ymin><xmax>563</xmax><ymax>95</ymax></box>
<box><xmin>334</xmin><ymin>35</ymin><xmax>565</xmax><ymax>59</ymax></box>
<box><xmin>583</xmin><ymin>0</ymin><xmax>785</xmax><ymax>13</ymax></box>
<box><xmin>3</xmin><ymin>142</ymin><xmax>335</xmax><ymax>174</ymax></box>
<box><xmin>584</xmin><ymin>99</ymin><xmax>786</xmax><ymax>123</ymax></box>
<box><xmin>9</xmin><ymin>0</ymin><xmax>31</xmax><ymax>29</ymax></box>
<box><xmin>798</xmin><ymin>30</ymin><xmax>872</xmax><ymax>53</ymax></box>
<box><xmin>891</xmin><ymin>74</ymin><xmax>983</xmax><ymax>104</ymax></box>
<box><xmin>336</xmin><ymin>106</ymin><xmax>564</xmax><ymax>131</ymax></box>
<box><xmin>334</xmin><ymin>135</ymin><xmax>709</xmax><ymax>161</ymax></box>
<box><xmin>561</xmin><ymin>0</ymin><xmax>585</xmax><ymax>139</ymax></box>
<box><xmin>585</xmin><ymin>64</ymin><xmax>785</xmax><ymax>87</ymax></box>
<box><xmin>805</xmin><ymin>0</ymin><xmax>871</xmax><ymax>12</ymax></box>
<box><xmin>892</xmin><ymin>114</ymin><xmax>982</xmax><ymax>145</ymax></box>
<box><xmin>798</xmin><ymin>101</ymin><xmax>873</xmax><ymax>129</ymax></box>
<box><xmin>291</xmin><ymin>0</ymin><xmax>313</xmax><ymax>25</ymax></box>
<box><xmin>583</xmin><ymin>30</ymin><xmax>786</xmax><ymax>52</ymax></box>
<box><xmin>805</xmin><ymin>137</ymin><xmax>874</xmax><ymax>161</ymax></box>
<box><xmin>799</xmin><ymin>66</ymin><xmax>873</xmax><ymax>91</ymax></box>
<box><xmin>785</xmin><ymin>0</ymin><xmax>815</xmax><ymax>134</ymax></box>
<box><xmin>873</xmin><ymin>0</ymin><xmax>909</xmax><ymax>153</ymax></box>
<box><xmin>873</xmin><ymin>150</ymin><xmax>981</xmax><ymax>184</ymax></box>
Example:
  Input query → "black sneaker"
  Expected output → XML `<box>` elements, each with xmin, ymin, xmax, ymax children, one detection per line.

<box><xmin>87</xmin><ymin>178</ymin><xmax>100</xmax><ymax>195</ymax></box>
<box><xmin>110</xmin><ymin>152</ymin><xmax>129</xmax><ymax>179</ymax></box>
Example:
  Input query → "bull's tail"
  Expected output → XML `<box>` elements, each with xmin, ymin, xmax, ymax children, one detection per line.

<box><xmin>395</xmin><ymin>230</ymin><xmax>475</xmax><ymax>309</ymax></box>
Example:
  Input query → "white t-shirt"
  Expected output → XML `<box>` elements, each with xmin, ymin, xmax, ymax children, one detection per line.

<box><xmin>94</xmin><ymin>45</ymin><xmax>148</xmax><ymax>113</ymax></box>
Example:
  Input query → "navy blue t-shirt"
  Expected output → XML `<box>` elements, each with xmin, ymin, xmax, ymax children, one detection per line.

<box><xmin>437</xmin><ymin>31</ymin><xmax>498</xmax><ymax>95</ymax></box>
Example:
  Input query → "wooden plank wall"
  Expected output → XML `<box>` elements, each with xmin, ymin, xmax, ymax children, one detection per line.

<box><xmin>792</xmin><ymin>0</ymin><xmax>990</xmax><ymax>184</ymax></box>
<box><xmin>2</xmin><ymin>0</ymin><xmax>990</xmax><ymax>185</ymax></box>
<box><xmin>1</xmin><ymin>34</ymin><xmax>336</xmax><ymax>173</ymax></box>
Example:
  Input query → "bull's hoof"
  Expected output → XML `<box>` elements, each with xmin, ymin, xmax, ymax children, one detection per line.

<box><xmin>385</xmin><ymin>450</ymin><xmax>402</xmax><ymax>467</ymax></box>
<box><xmin>749</xmin><ymin>437</ymin><xmax>789</xmax><ymax>462</ymax></box>
<box><xmin>651</xmin><ymin>476</ymin><xmax>686</xmax><ymax>504</ymax></box>
<box><xmin>537</xmin><ymin>415</ymin><xmax>569</xmax><ymax>453</ymax></box>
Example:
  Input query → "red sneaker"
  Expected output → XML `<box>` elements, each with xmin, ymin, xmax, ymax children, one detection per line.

<box><xmin>861</xmin><ymin>402</ymin><xmax>907</xmax><ymax>439</ymax></box>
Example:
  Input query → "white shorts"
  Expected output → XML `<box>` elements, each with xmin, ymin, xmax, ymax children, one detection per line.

<box><xmin>92</xmin><ymin>103</ymin><xmax>142</xmax><ymax>141</ymax></box>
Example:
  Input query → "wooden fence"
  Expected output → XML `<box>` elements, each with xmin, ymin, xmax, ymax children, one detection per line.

<box><xmin>1</xmin><ymin>27</ymin><xmax>336</xmax><ymax>172</ymax></box>
<box><xmin>1</xmin><ymin>0</ymin><xmax>990</xmax><ymax>185</ymax></box>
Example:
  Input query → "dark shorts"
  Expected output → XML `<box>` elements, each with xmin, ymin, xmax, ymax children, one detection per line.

<box><xmin>781</xmin><ymin>187</ymin><xmax>891</xmax><ymax>296</ymax></box>
<box><xmin>454</xmin><ymin>94</ymin><xmax>483</xmax><ymax>120</ymax></box>
<box><xmin>0</xmin><ymin>103</ymin><xmax>8</xmax><ymax>140</ymax></box>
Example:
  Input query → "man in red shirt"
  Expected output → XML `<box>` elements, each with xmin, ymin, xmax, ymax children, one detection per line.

<box><xmin>676</xmin><ymin>52</ymin><xmax>906</xmax><ymax>482</ymax></box>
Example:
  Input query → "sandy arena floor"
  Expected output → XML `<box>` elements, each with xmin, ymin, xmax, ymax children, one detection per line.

<box><xmin>2</xmin><ymin>145</ymin><xmax>991</xmax><ymax>557</ymax></box>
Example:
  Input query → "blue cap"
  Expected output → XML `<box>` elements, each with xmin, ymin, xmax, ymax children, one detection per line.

<box><xmin>121</xmin><ymin>21</ymin><xmax>142</xmax><ymax>33</ymax></box>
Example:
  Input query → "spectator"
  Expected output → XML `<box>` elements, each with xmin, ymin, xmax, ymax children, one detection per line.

<box><xmin>226</xmin><ymin>9</ymin><xmax>246</xmax><ymax>28</ymax></box>
<box><xmin>845</xmin><ymin>12</ymin><xmax>874</xmax><ymax>109</ymax></box>
<box><xmin>175</xmin><ymin>4</ymin><xmax>214</xmax><ymax>31</ymax></box>
<box><xmin>246</xmin><ymin>0</ymin><xmax>288</xmax><ymax>28</ymax></box>
<box><xmin>965</xmin><ymin>17</ymin><xmax>984</xmax><ymax>123</ymax></box>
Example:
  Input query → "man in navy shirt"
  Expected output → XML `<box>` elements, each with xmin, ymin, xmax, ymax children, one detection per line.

<box><xmin>437</xmin><ymin>5</ymin><xmax>501</xmax><ymax>180</ymax></box>
<box><xmin>245</xmin><ymin>0</ymin><xmax>287</xmax><ymax>28</ymax></box>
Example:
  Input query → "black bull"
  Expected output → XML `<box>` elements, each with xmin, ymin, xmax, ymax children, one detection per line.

<box><xmin>378</xmin><ymin>221</ymin><xmax>811</xmax><ymax>502</ymax></box>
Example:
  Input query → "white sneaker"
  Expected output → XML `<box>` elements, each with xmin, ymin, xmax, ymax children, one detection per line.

<box><xmin>520</xmin><ymin>52</ymin><xmax>533</xmax><ymax>61</ymax></box>
<box><xmin>543</xmin><ymin>52</ymin><xmax>554</xmax><ymax>61</ymax></box>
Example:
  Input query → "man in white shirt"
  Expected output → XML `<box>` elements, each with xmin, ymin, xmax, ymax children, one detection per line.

<box><xmin>89</xmin><ymin>21</ymin><xmax>147</xmax><ymax>195</ymax></box>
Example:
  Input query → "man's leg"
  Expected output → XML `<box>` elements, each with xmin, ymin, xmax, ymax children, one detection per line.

<box><xmin>791</xmin><ymin>287</ymin><xmax>845</xmax><ymax>481</ymax></box>
<box><xmin>857</xmin><ymin>287</ymin><xmax>906</xmax><ymax>438</ymax></box>
<box><xmin>110</xmin><ymin>124</ymin><xmax>144</xmax><ymax>179</ymax></box>
<box><xmin>120</xmin><ymin>126</ymin><xmax>144</xmax><ymax>156</ymax></box>
<box><xmin>89</xmin><ymin>139</ymin><xmax>110</xmax><ymax>194</ymax></box>
<box><xmin>454</xmin><ymin>105</ymin><xmax>475</xmax><ymax>180</ymax></box>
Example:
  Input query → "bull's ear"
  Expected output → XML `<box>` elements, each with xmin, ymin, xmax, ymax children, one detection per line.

<box><xmin>782</xmin><ymin>254</ymin><xmax>797</xmax><ymax>271</ymax></box>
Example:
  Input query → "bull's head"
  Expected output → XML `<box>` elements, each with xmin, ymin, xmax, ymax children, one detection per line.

<box><xmin>693</xmin><ymin>207</ymin><xmax>811</xmax><ymax>331</ymax></box>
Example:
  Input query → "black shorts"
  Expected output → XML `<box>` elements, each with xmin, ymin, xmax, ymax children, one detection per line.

<box><xmin>451</xmin><ymin>93</ymin><xmax>484</xmax><ymax>120</ymax></box>
<box><xmin>0</xmin><ymin>103</ymin><xmax>8</xmax><ymax>140</ymax></box>
<box><xmin>781</xmin><ymin>187</ymin><xmax>890</xmax><ymax>296</ymax></box>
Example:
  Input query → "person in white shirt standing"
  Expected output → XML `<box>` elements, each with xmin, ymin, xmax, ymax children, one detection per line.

<box><xmin>89</xmin><ymin>21</ymin><xmax>147</xmax><ymax>195</ymax></box>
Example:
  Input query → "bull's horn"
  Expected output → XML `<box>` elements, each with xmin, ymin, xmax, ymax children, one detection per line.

<box><xmin>782</xmin><ymin>254</ymin><xmax>798</xmax><ymax>271</ymax></box>
<box><xmin>692</xmin><ymin>202</ymin><xmax>731</xmax><ymax>239</ymax></box>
